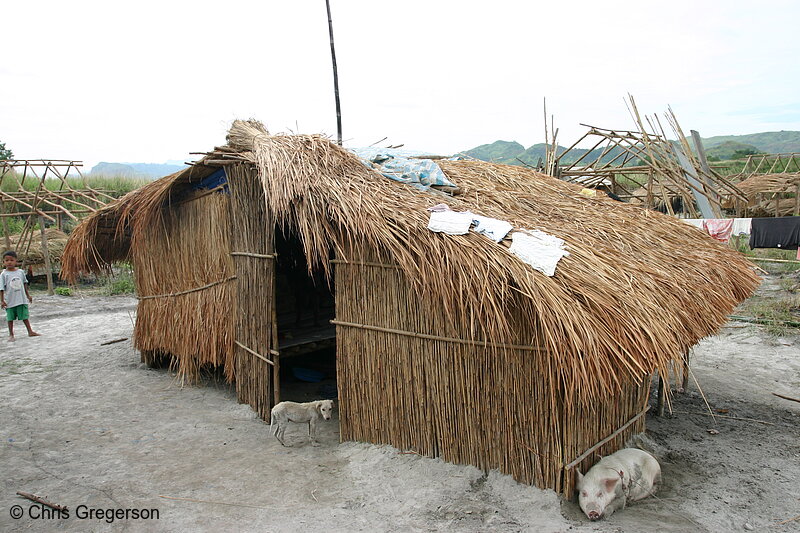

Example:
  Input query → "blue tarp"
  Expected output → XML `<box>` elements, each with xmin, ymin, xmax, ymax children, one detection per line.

<box><xmin>351</xmin><ymin>147</ymin><xmax>458</xmax><ymax>192</ymax></box>
<box><xmin>190</xmin><ymin>168</ymin><xmax>229</xmax><ymax>193</ymax></box>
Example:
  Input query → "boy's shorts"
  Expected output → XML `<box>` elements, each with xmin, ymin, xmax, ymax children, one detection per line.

<box><xmin>6</xmin><ymin>304</ymin><xmax>29</xmax><ymax>321</ymax></box>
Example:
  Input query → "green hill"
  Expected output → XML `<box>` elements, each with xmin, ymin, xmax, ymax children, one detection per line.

<box><xmin>701</xmin><ymin>131</ymin><xmax>800</xmax><ymax>154</ymax></box>
<box><xmin>703</xmin><ymin>141</ymin><xmax>761</xmax><ymax>161</ymax></box>
<box><xmin>462</xmin><ymin>141</ymin><xmax>524</xmax><ymax>164</ymax></box>
<box><xmin>460</xmin><ymin>131</ymin><xmax>800</xmax><ymax>166</ymax></box>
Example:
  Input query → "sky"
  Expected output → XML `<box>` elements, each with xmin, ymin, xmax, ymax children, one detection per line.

<box><xmin>3</xmin><ymin>0</ymin><xmax>800</xmax><ymax>172</ymax></box>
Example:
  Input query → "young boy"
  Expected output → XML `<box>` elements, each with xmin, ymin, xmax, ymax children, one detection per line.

<box><xmin>1</xmin><ymin>250</ymin><xmax>40</xmax><ymax>341</ymax></box>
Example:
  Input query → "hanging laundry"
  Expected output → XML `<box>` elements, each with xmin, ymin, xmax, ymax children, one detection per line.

<box><xmin>702</xmin><ymin>219</ymin><xmax>734</xmax><ymax>243</ymax></box>
<box><xmin>731</xmin><ymin>218</ymin><xmax>752</xmax><ymax>236</ymax></box>
<box><xmin>427</xmin><ymin>210</ymin><xmax>474</xmax><ymax>235</ymax></box>
<box><xmin>749</xmin><ymin>216</ymin><xmax>800</xmax><ymax>250</ymax></box>
<box><xmin>681</xmin><ymin>219</ymin><xmax>704</xmax><ymax>229</ymax></box>
<box><xmin>508</xmin><ymin>230</ymin><xmax>569</xmax><ymax>277</ymax></box>
<box><xmin>472</xmin><ymin>215</ymin><xmax>513</xmax><ymax>242</ymax></box>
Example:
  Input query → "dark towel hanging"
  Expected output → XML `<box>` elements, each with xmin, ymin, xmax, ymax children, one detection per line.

<box><xmin>749</xmin><ymin>216</ymin><xmax>800</xmax><ymax>250</ymax></box>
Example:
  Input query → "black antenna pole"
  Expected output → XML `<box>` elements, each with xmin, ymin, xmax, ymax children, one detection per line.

<box><xmin>325</xmin><ymin>0</ymin><xmax>342</xmax><ymax>146</ymax></box>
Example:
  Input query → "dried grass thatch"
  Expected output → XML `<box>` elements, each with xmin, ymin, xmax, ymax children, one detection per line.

<box><xmin>4</xmin><ymin>228</ymin><xmax>69</xmax><ymax>265</ymax></box>
<box><xmin>729</xmin><ymin>172</ymin><xmax>800</xmax><ymax>216</ymax></box>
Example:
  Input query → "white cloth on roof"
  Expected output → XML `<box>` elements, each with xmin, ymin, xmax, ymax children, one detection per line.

<box><xmin>427</xmin><ymin>206</ymin><xmax>513</xmax><ymax>242</ymax></box>
<box><xmin>732</xmin><ymin>218</ymin><xmax>752</xmax><ymax>236</ymax></box>
<box><xmin>508</xmin><ymin>230</ymin><xmax>569</xmax><ymax>277</ymax></box>
<box><xmin>427</xmin><ymin>210</ymin><xmax>475</xmax><ymax>235</ymax></box>
<box><xmin>472</xmin><ymin>215</ymin><xmax>513</xmax><ymax>242</ymax></box>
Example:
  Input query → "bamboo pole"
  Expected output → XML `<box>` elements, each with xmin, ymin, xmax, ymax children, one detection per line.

<box><xmin>38</xmin><ymin>216</ymin><xmax>54</xmax><ymax>295</ymax></box>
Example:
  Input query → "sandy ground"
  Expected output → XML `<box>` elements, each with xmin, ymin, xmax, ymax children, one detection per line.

<box><xmin>1</xmin><ymin>278</ymin><xmax>799</xmax><ymax>533</ymax></box>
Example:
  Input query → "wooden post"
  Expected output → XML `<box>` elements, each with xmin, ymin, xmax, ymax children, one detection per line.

<box><xmin>272</xmin><ymin>298</ymin><xmax>280</xmax><ymax>407</ymax></box>
<box><xmin>681</xmin><ymin>350</ymin><xmax>690</xmax><ymax>392</ymax></box>
<box><xmin>656</xmin><ymin>372</ymin><xmax>666</xmax><ymax>416</ymax></box>
<box><xmin>325</xmin><ymin>0</ymin><xmax>342</xmax><ymax>146</ymax></box>
<box><xmin>1</xmin><ymin>217</ymin><xmax>11</xmax><ymax>251</ymax></box>
<box><xmin>38</xmin><ymin>216</ymin><xmax>54</xmax><ymax>295</ymax></box>
<box><xmin>794</xmin><ymin>184</ymin><xmax>799</xmax><ymax>216</ymax></box>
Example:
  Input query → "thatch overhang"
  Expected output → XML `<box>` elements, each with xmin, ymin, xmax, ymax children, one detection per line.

<box><xmin>61</xmin><ymin>165</ymin><xmax>222</xmax><ymax>276</ymax></box>
<box><xmin>62</xmin><ymin>121</ymin><xmax>760</xmax><ymax>405</ymax></box>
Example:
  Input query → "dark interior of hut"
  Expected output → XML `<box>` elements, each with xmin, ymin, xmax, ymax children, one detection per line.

<box><xmin>274</xmin><ymin>229</ymin><xmax>338</xmax><ymax>402</ymax></box>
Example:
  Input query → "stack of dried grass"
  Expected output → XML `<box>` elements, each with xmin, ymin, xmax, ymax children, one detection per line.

<box><xmin>4</xmin><ymin>228</ymin><xmax>69</xmax><ymax>265</ymax></box>
<box><xmin>731</xmin><ymin>172</ymin><xmax>800</xmax><ymax>216</ymax></box>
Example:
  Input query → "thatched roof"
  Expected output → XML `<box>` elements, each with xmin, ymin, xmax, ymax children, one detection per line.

<box><xmin>62</xmin><ymin>120</ymin><xmax>760</xmax><ymax>403</ymax></box>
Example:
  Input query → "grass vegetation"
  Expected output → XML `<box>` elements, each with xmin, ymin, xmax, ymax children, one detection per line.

<box><xmin>1</xmin><ymin>173</ymin><xmax>149</xmax><ymax>237</ymax></box>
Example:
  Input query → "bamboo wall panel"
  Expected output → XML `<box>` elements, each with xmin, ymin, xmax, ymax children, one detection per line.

<box><xmin>336</xmin><ymin>248</ymin><xmax>570</xmax><ymax>491</ymax></box>
<box><xmin>227</xmin><ymin>164</ymin><xmax>276</xmax><ymax>420</ymax></box>
<box><xmin>133</xmin><ymin>193</ymin><xmax>235</xmax><ymax>382</ymax></box>
<box><xmin>560</xmin><ymin>377</ymin><xmax>650</xmax><ymax>496</ymax></box>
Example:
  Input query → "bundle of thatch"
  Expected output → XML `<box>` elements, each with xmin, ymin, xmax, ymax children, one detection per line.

<box><xmin>736</xmin><ymin>172</ymin><xmax>800</xmax><ymax>196</ymax></box>
<box><xmin>731</xmin><ymin>172</ymin><xmax>800</xmax><ymax>216</ymax></box>
<box><xmin>4</xmin><ymin>228</ymin><xmax>69</xmax><ymax>265</ymax></box>
<box><xmin>63</xmin><ymin>121</ymin><xmax>760</xmax><ymax>405</ymax></box>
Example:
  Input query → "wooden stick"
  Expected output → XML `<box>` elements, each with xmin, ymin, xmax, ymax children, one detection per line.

<box><xmin>331</xmin><ymin>259</ymin><xmax>400</xmax><ymax>269</ymax></box>
<box><xmin>230</xmin><ymin>251</ymin><xmax>275</xmax><ymax>259</ymax></box>
<box><xmin>672</xmin><ymin>410</ymin><xmax>778</xmax><ymax>426</ymax></box>
<box><xmin>39</xmin><ymin>217</ymin><xmax>54</xmax><ymax>295</ymax></box>
<box><xmin>138</xmin><ymin>275</ymin><xmax>237</xmax><ymax>300</ymax></box>
<box><xmin>564</xmin><ymin>406</ymin><xmax>650</xmax><ymax>470</ymax></box>
<box><xmin>16</xmin><ymin>491</ymin><xmax>67</xmax><ymax>511</ymax></box>
<box><xmin>747</xmin><ymin>257</ymin><xmax>800</xmax><ymax>264</ymax></box>
<box><xmin>330</xmin><ymin>320</ymin><xmax>544</xmax><ymax>351</ymax></box>
<box><xmin>234</xmin><ymin>341</ymin><xmax>275</xmax><ymax>366</ymax></box>
<box><xmin>772</xmin><ymin>392</ymin><xmax>800</xmax><ymax>404</ymax></box>
<box><xmin>100</xmin><ymin>337</ymin><xmax>128</xmax><ymax>346</ymax></box>
<box><xmin>776</xmin><ymin>513</ymin><xmax>800</xmax><ymax>525</ymax></box>
<box><xmin>158</xmin><ymin>495</ymin><xmax>271</xmax><ymax>510</ymax></box>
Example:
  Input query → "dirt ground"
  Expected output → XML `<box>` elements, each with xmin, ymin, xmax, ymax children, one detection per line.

<box><xmin>1</xmin><ymin>274</ymin><xmax>799</xmax><ymax>532</ymax></box>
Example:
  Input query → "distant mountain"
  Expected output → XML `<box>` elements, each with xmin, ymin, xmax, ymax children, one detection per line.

<box><xmin>462</xmin><ymin>141</ymin><xmax>525</xmax><ymax>164</ymax></box>
<box><xmin>90</xmin><ymin>162</ymin><xmax>185</xmax><ymax>178</ymax></box>
<box><xmin>460</xmin><ymin>131</ymin><xmax>800</xmax><ymax>166</ymax></box>
<box><xmin>701</xmin><ymin>131</ymin><xmax>800</xmax><ymax>154</ymax></box>
<box><xmin>462</xmin><ymin>141</ymin><xmax>629</xmax><ymax>167</ymax></box>
<box><xmin>703</xmin><ymin>141</ymin><xmax>761</xmax><ymax>161</ymax></box>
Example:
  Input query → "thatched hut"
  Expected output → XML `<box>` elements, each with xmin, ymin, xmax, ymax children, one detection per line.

<box><xmin>62</xmin><ymin>120</ymin><xmax>759</xmax><ymax>496</ymax></box>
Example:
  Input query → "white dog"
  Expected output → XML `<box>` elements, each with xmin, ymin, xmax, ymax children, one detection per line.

<box><xmin>269</xmin><ymin>399</ymin><xmax>334</xmax><ymax>446</ymax></box>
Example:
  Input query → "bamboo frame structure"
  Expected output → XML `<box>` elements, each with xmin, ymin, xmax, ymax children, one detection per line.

<box><xmin>61</xmin><ymin>120</ymin><xmax>760</xmax><ymax>496</ymax></box>
<box><xmin>1</xmin><ymin>160</ymin><xmax>113</xmax><ymax>292</ymax></box>
<box><xmin>551</xmin><ymin>99</ymin><xmax>746</xmax><ymax>217</ymax></box>
<box><xmin>722</xmin><ymin>153</ymin><xmax>800</xmax><ymax>216</ymax></box>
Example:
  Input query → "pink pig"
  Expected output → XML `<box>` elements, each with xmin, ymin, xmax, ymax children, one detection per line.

<box><xmin>576</xmin><ymin>448</ymin><xmax>661</xmax><ymax>521</ymax></box>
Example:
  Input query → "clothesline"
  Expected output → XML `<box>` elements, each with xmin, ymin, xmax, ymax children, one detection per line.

<box><xmin>681</xmin><ymin>216</ymin><xmax>800</xmax><ymax>259</ymax></box>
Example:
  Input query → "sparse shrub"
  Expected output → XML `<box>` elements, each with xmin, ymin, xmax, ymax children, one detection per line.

<box><xmin>54</xmin><ymin>287</ymin><xmax>72</xmax><ymax>296</ymax></box>
<box><xmin>106</xmin><ymin>275</ymin><xmax>136</xmax><ymax>296</ymax></box>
